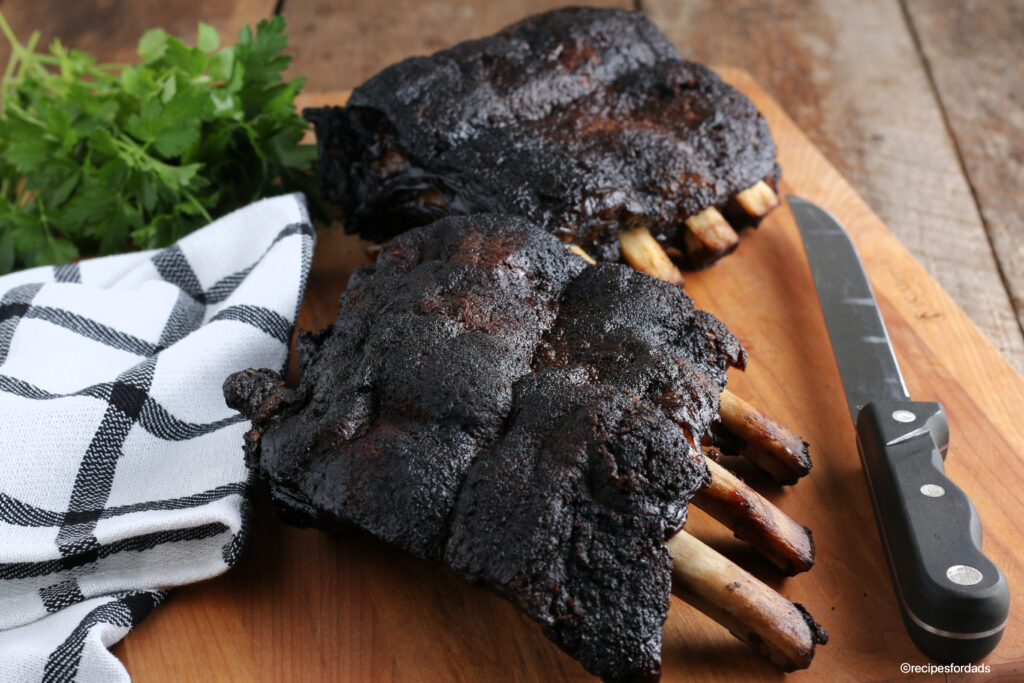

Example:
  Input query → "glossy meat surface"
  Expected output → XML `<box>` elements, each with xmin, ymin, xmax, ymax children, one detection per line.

<box><xmin>224</xmin><ymin>214</ymin><xmax>746</xmax><ymax>682</ymax></box>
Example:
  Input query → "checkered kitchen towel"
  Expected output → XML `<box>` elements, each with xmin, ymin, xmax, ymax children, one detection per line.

<box><xmin>0</xmin><ymin>193</ymin><xmax>314</xmax><ymax>681</ymax></box>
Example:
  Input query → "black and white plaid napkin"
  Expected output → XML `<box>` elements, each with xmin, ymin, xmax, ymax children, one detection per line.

<box><xmin>0</xmin><ymin>193</ymin><xmax>314</xmax><ymax>681</ymax></box>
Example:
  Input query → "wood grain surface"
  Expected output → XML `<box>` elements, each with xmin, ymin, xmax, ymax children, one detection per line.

<box><xmin>111</xmin><ymin>71</ymin><xmax>1024</xmax><ymax>681</ymax></box>
<box><xmin>905</xmin><ymin>0</ymin><xmax>1024</xmax><ymax>347</ymax></box>
<box><xmin>280</xmin><ymin>0</ymin><xmax>631</xmax><ymax>92</ymax></box>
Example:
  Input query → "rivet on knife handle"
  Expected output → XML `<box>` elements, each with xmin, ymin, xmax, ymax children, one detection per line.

<box><xmin>857</xmin><ymin>400</ymin><xmax>1009</xmax><ymax>662</ymax></box>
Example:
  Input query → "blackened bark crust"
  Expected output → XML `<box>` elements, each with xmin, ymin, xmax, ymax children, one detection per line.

<box><xmin>305</xmin><ymin>7</ymin><xmax>780</xmax><ymax>265</ymax></box>
<box><xmin>225</xmin><ymin>215</ymin><xmax>745</xmax><ymax>682</ymax></box>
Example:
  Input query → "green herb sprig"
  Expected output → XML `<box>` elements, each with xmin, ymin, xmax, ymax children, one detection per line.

<box><xmin>0</xmin><ymin>14</ymin><xmax>322</xmax><ymax>274</ymax></box>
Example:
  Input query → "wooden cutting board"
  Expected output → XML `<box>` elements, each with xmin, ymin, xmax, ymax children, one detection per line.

<box><xmin>113</xmin><ymin>69</ymin><xmax>1024</xmax><ymax>681</ymax></box>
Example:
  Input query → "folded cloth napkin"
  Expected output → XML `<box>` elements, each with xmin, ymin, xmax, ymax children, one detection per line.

<box><xmin>0</xmin><ymin>193</ymin><xmax>314</xmax><ymax>681</ymax></box>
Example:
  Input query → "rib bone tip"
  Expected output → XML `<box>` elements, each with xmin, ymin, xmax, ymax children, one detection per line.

<box><xmin>717</xmin><ymin>390</ymin><xmax>812</xmax><ymax>485</ymax></box>
<box><xmin>667</xmin><ymin>530</ymin><xmax>824</xmax><ymax>670</ymax></box>
<box><xmin>567</xmin><ymin>244</ymin><xmax>597</xmax><ymax>265</ymax></box>
<box><xmin>618</xmin><ymin>226</ymin><xmax>685</xmax><ymax>286</ymax></box>
<box><xmin>735</xmin><ymin>180</ymin><xmax>780</xmax><ymax>218</ymax></box>
<box><xmin>694</xmin><ymin>454</ymin><xmax>815</xmax><ymax>575</ymax></box>
<box><xmin>684</xmin><ymin>207</ymin><xmax>739</xmax><ymax>265</ymax></box>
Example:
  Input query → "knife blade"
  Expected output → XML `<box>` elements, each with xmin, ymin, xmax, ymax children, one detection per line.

<box><xmin>789</xmin><ymin>194</ymin><xmax>1010</xmax><ymax>663</ymax></box>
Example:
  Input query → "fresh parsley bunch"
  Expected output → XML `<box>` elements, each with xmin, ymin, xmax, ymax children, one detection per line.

<box><xmin>0</xmin><ymin>14</ymin><xmax>322</xmax><ymax>274</ymax></box>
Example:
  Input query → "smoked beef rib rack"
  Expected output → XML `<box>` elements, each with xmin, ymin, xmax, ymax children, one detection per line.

<box><xmin>224</xmin><ymin>215</ymin><xmax>826</xmax><ymax>683</ymax></box>
<box><xmin>305</xmin><ymin>7</ymin><xmax>781</xmax><ymax>271</ymax></box>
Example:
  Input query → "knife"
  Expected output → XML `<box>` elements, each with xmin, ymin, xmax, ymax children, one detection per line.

<box><xmin>789</xmin><ymin>195</ymin><xmax>1010</xmax><ymax>662</ymax></box>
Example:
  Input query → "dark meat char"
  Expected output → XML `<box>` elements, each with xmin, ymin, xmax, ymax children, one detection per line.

<box><xmin>224</xmin><ymin>215</ymin><xmax>746</xmax><ymax>682</ymax></box>
<box><xmin>305</xmin><ymin>7</ymin><xmax>780</xmax><ymax>264</ymax></box>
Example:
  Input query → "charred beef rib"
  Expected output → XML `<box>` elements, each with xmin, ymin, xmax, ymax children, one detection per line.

<box><xmin>224</xmin><ymin>215</ymin><xmax>826</xmax><ymax>682</ymax></box>
<box><xmin>305</xmin><ymin>7</ymin><xmax>781</xmax><ymax>269</ymax></box>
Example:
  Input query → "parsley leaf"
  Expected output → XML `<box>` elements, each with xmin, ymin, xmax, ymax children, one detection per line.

<box><xmin>0</xmin><ymin>12</ymin><xmax>325</xmax><ymax>274</ymax></box>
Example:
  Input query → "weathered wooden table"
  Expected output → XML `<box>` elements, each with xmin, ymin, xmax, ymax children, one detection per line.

<box><xmin>3</xmin><ymin>1</ymin><xmax>1023</xmax><ymax>680</ymax></box>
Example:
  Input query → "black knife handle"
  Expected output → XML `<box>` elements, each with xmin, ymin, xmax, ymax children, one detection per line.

<box><xmin>856</xmin><ymin>401</ymin><xmax>1009</xmax><ymax>662</ymax></box>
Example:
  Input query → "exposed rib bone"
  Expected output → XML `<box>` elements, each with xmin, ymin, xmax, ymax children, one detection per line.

<box><xmin>683</xmin><ymin>207</ymin><xmax>739</xmax><ymax>266</ymax></box>
<box><xmin>618</xmin><ymin>226</ymin><xmax>685</xmax><ymax>286</ymax></box>
<box><xmin>735</xmin><ymin>180</ymin><xmax>780</xmax><ymax>218</ymax></box>
<box><xmin>693</xmin><ymin>454</ymin><xmax>814</xmax><ymax>574</ymax></box>
<box><xmin>717</xmin><ymin>391</ymin><xmax>811</xmax><ymax>485</ymax></box>
<box><xmin>566</xmin><ymin>244</ymin><xmax>596</xmax><ymax>264</ymax></box>
<box><xmin>667</xmin><ymin>531</ymin><xmax>827</xmax><ymax>671</ymax></box>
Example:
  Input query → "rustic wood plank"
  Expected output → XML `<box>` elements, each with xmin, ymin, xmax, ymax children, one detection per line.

<box><xmin>0</xmin><ymin>0</ymin><xmax>276</xmax><ymax>65</ymax></box>
<box><xmin>113</xmin><ymin>77</ymin><xmax>1024</xmax><ymax>680</ymax></box>
<box><xmin>641</xmin><ymin>0</ymin><xmax>1024</xmax><ymax>373</ymax></box>
<box><xmin>281</xmin><ymin>0</ymin><xmax>632</xmax><ymax>92</ymax></box>
<box><xmin>904</xmin><ymin>0</ymin><xmax>1024</xmax><ymax>352</ymax></box>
